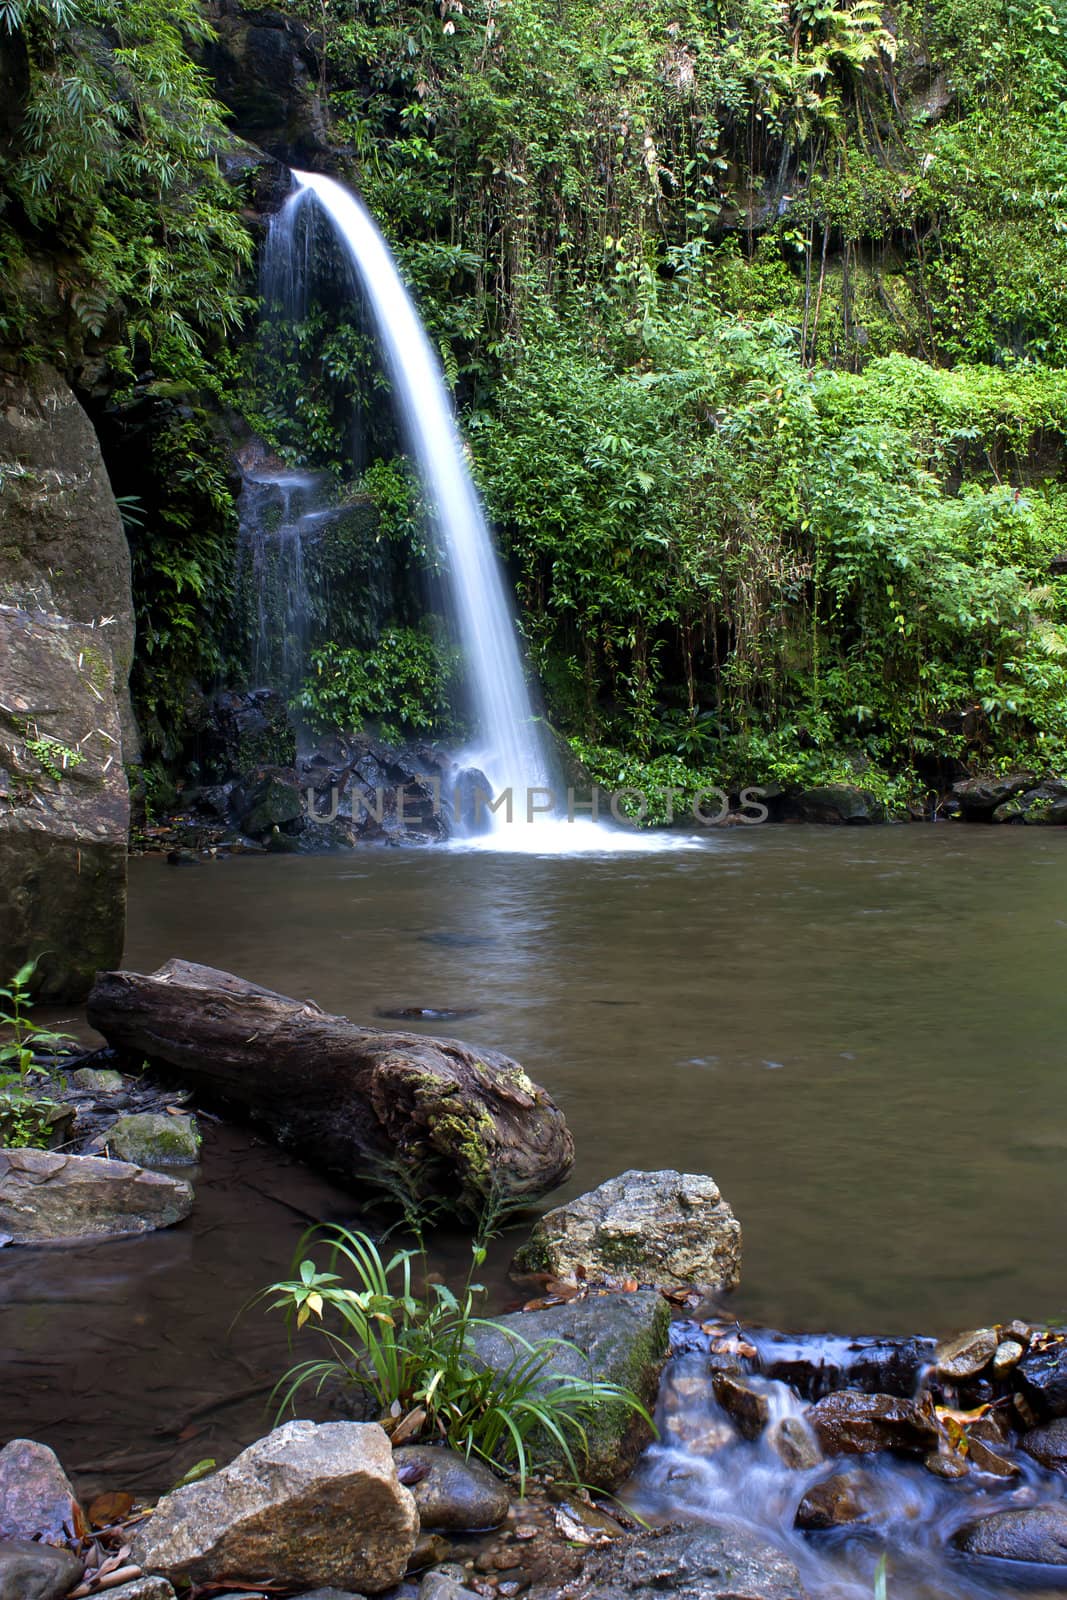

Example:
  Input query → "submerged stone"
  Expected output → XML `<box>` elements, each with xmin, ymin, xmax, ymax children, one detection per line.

<box><xmin>955</xmin><ymin>1505</ymin><xmax>1067</xmax><ymax>1565</ymax></box>
<box><xmin>795</xmin><ymin>1471</ymin><xmax>875</xmax><ymax>1530</ymax></box>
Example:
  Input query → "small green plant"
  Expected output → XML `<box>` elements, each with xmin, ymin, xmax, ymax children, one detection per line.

<box><xmin>262</xmin><ymin>1225</ymin><xmax>652</xmax><ymax>1493</ymax></box>
<box><xmin>0</xmin><ymin>960</ymin><xmax>75</xmax><ymax>1088</ymax></box>
<box><xmin>23</xmin><ymin>727</ymin><xmax>84</xmax><ymax>783</ymax></box>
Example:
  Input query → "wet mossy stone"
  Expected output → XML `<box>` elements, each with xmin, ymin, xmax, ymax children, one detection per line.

<box><xmin>469</xmin><ymin>1290</ymin><xmax>669</xmax><ymax>1490</ymax></box>
<box><xmin>70</xmin><ymin>1067</ymin><xmax>124</xmax><ymax>1094</ymax></box>
<box><xmin>103</xmin><ymin>1111</ymin><xmax>201</xmax><ymax>1167</ymax></box>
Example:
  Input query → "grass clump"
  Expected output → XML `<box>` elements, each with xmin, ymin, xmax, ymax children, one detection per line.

<box><xmin>262</xmin><ymin>1224</ymin><xmax>652</xmax><ymax>1493</ymax></box>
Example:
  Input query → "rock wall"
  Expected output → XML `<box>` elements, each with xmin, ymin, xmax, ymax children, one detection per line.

<box><xmin>0</xmin><ymin>606</ymin><xmax>129</xmax><ymax>1000</ymax></box>
<box><xmin>0</xmin><ymin>364</ymin><xmax>135</xmax><ymax>752</ymax></box>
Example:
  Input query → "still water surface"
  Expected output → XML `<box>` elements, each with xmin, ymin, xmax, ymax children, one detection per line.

<box><xmin>2</xmin><ymin>825</ymin><xmax>1066</xmax><ymax>1512</ymax></box>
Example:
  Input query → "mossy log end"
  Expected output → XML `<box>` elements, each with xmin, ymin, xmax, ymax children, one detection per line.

<box><xmin>87</xmin><ymin>959</ymin><xmax>574</xmax><ymax>1217</ymax></box>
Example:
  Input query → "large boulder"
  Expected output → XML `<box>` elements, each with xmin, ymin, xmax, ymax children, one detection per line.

<box><xmin>950</xmin><ymin>773</ymin><xmax>1033</xmax><ymax>820</ymax></box>
<box><xmin>469</xmin><ymin>1291</ymin><xmax>669</xmax><ymax>1490</ymax></box>
<box><xmin>0</xmin><ymin>364</ymin><xmax>134</xmax><ymax>747</ymax></box>
<box><xmin>0</xmin><ymin>605</ymin><xmax>129</xmax><ymax>999</ymax></box>
<box><xmin>954</xmin><ymin>1505</ymin><xmax>1067</xmax><ymax>1565</ymax></box>
<box><xmin>513</xmin><ymin>1170</ymin><xmax>741</xmax><ymax>1290</ymax></box>
<box><xmin>527</xmin><ymin>1523</ymin><xmax>808</xmax><ymax>1600</ymax></box>
<box><xmin>993</xmin><ymin>779</ymin><xmax>1067</xmax><ymax>824</ymax></box>
<box><xmin>0</xmin><ymin>1149</ymin><xmax>192</xmax><ymax>1244</ymax></box>
<box><xmin>789</xmin><ymin>786</ymin><xmax>885</xmax><ymax>825</ymax></box>
<box><xmin>0</xmin><ymin>1438</ymin><xmax>86</xmax><ymax>1544</ymax></box>
<box><xmin>131</xmin><ymin>1420</ymin><xmax>418</xmax><ymax>1593</ymax></box>
<box><xmin>199</xmin><ymin>0</ymin><xmax>329</xmax><ymax>165</ymax></box>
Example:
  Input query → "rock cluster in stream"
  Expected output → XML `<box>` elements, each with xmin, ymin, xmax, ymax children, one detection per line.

<box><xmin>0</xmin><ymin>1053</ymin><xmax>201</xmax><ymax>1245</ymax></box>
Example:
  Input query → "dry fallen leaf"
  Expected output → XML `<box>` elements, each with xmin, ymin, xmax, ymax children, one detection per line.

<box><xmin>87</xmin><ymin>1492</ymin><xmax>134</xmax><ymax>1529</ymax></box>
<box><xmin>390</xmin><ymin>1405</ymin><xmax>427</xmax><ymax>1446</ymax></box>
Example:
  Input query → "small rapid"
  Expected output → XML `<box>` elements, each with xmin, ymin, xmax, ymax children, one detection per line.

<box><xmin>629</xmin><ymin>1347</ymin><xmax>1067</xmax><ymax>1600</ymax></box>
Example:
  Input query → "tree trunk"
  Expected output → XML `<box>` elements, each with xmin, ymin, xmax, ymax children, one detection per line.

<box><xmin>87</xmin><ymin>960</ymin><xmax>574</xmax><ymax>1219</ymax></box>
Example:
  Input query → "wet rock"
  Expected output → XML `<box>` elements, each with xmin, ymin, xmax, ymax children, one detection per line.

<box><xmin>104</xmin><ymin>1581</ymin><xmax>176</xmax><ymax>1600</ymax></box>
<box><xmin>955</xmin><ymin>1505</ymin><xmax>1067</xmax><ymax>1565</ymax></box>
<box><xmin>420</xmin><ymin>1574</ymin><xmax>481</xmax><ymax>1600</ymax></box>
<box><xmin>0</xmin><ymin>1439</ymin><xmax>85</xmax><ymax>1544</ymax></box>
<box><xmin>295</xmin><ymin>1591</ymin><xmax>369</xmax><ymax>1600</ymax></box>
<box><xmin>993</xmin><ymin>1339</ymin><xmax>1026</xmax><ymax>1376</ymax></box>
<box><xmin>806</xmin><ymin>1391</ymin><xmax>939</xmax><ymax>1457</ymax></box>
<box><xmin>967</xmin><ymin>1438</ymin><xmax>1020</xmax><ymax>1478</ymax></box>
<box><xmin>528</xmin><ymin>1522</ymin><xmax>808</xmax><ymax>1600</ymax></box>
<box><xmin>0</xmin><ymin>1149</ymin><xmax>192</xmax><ymax>1243</ymax></box>
<box><xmin>769</xmin><ymin>1416</ymin><xmax>822</xmax><ymax>1471</ymax></box>
<box><xmin>0</xmin><ymin>1538</ymin><xmax>84</xmax><ymax>1600</ymax></box>
<box><xmin>935</xmin><ymin>1327</ymin><xmax>997</xmax><ymax>1379</ymax></box>
<box><xmin>662</xmin><ymin>1412</ymin><xmax>736</xmax><ymax>1455</ymax></box>
<box><xmin>951</xmin><ymin>773</ymin><xmax>1034</xmax><ymax>821</ymax></box>
<box><xmin>100</xmin><ymin>1111</ymin><xmax>201</xmax><ymax>1167</ymax></box>
<box><xmin>1003</xmin><ymin>1320</ymin><xmax>1034</xmax><ymax>1346</ymax></box>
<box><xmin>409</xmin><ymin>1534</ymin><xmax>455</xmax><ymax>1571</ymax></box>
<box><xmin>795</xmin><ymin>1472</ymin><xmax>874</xmax><ymax>1530</ymax></box>
<box><xmin>70</xmin><ymin>1067</ymin><xmax>125</xmax><ymax>1094</ymax></box>
<box><xmin>1021</xmin><ymin>1417</ymin><xmax>1067</xmax><ymax>1472</ymax></box>
<box><xmin>924</xmin><ymin>1450</ymin><xmax>969</xmax><ymax>1480</ymax></box>
<box><xmin>392</xmin><ymin>1448</ymin><xmax>509</xmax><ymax>1531</ymax></box>
<box><xmin>230</xmin><ymin>765</ymin><xmax>303</xmax><ymax>837</ymax></box>
<box><xmin>0</xmin><ymin>606</ymin><xmax>129</xmax><ymax>1002</ymax></box>
<box><xmin>1017</xmin><ymin>1334</ymin><xmax>1067</xmax><ymax>1420</ymax></box>
<box><xmin>790</xmin><ymin>786</ymin><xmax>885</xmax><ymax>825</ymax></box>
<box><xmin>469</xmin><ymin>1292</ymin><xmax>669</xmax><ymax>1490</ymax></box>
<box><xmin>132</xmin><ymin>1420</ymin><xmax>418</xmax><ymax>1593</ymax></box>
<box><xmin>752</xmin><ymin>1332</ymin><xmax>935</xmax><ymax>1401</ymax></box>
<box><xmin>514</xmin><ymin>1170</ymin><xmax>741</xmax><ymax>1290</ymax></box>
<box><xmin>199</xmin><ymin>1</ymin><xmax>329</xmax><ymax>166</ymax></box>
<box><xmin>711</xmin><ymin>1374</ymin><xmax>768</xmax><ymax>1441</ymax></box>
<box><xmin>992</xmin><ymin>780</ymin><xmax>1067</xmax><ymax>825</ymax></box>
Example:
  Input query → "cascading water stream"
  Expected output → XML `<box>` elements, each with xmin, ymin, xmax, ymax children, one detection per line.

<box><xmin>263</xmin><ymin>171</ymin><xmax>701</xmax><ymax>853</ymax></box>
<box><xmin>276</xmin><ymin>169</ymin><xmax>553</xmax><ymax>812</ymax></box>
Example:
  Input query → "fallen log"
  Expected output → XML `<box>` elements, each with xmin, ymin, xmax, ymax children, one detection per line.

<box><xmin>87</xmin><ymin>960</ymin><xmax>574</xmax><ymax>1217</ymax></box>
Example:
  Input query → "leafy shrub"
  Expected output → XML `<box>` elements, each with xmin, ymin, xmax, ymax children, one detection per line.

<box><xmin>298</xmin><ymin>627</ymin><xmax>464</xmax><ymax>743</ymax></box>
<box><xmin>263</xmin><ymin>1226</ymin><xmax>652</xmax><ymax>1491</ymax></box>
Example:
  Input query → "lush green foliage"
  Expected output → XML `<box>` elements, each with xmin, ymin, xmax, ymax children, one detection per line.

<box><xmin>1</xmin><ymin>0</ymin><xmax>253</xmax><ymax>754</ymax></box>
<box><xmin>0</xmin><ymin>960</ymin><xmax>74</xmax><ymax>1088</ymax></box>
<box><xmin>298</xmin><ymin>626</ymin><xmax>464</xmax><ymax>741</ymax></box>
<box><xmin>276</xmin><ymin>0</ymin><xmax>1067</xmax><ymax>801</ymax></box>
<box><xmin>264</xmin><ymin>1226</ymin><xmax>651</xmax><ymax>1491</ymax></box>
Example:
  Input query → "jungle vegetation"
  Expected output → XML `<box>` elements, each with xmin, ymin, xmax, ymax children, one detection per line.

<box><xmin>4</xmin><ymin>0</ymin><xmax>1067</xmax><ymax>807</ymax></box>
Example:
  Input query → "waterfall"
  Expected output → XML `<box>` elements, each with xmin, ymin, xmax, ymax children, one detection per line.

<box><xmin>272</xmin><ymin>169</ymin><xmax>555</xmax><ymax>811</ymax></box>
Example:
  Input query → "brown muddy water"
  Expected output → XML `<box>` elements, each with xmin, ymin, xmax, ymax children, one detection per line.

<box><xmin>3</xmin><ymin>825</ymin><xmax>1067</xmax><ymax>1595</ymax></box>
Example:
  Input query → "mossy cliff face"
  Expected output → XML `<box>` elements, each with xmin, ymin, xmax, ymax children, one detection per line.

<box><xmin>0</xmin><ymin>607</ymin><xmax>128</xmax><ymax>1001</ymax></box>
